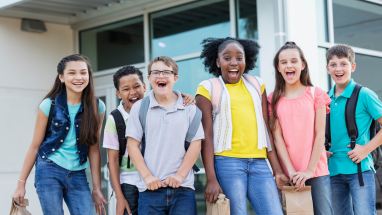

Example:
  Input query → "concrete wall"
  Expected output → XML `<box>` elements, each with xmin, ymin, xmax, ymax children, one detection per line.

<box><xmin>0</xmin><ymin>16</ymin><xmax>74</xmax><ymax>214</ymax></box>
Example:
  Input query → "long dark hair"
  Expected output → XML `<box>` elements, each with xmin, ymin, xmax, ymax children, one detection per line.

<box><xmin>200</xmin><ymin>37</ymin><xmax>260</xmax><ymax>77</ymax></box>
<box><xmin>45</xmin><ymin>54</ymin><xmax>100</xmax><ymax>146</ymax></box>
<box><xmin>271</xmin><ymin>42</ymin><xmax>312</xmax><ymax>127</ymax></box>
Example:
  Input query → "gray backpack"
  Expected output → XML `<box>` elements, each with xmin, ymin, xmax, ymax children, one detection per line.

<box><xmin>138</xmin><ymin>96</ymin><xmax>202</xmax><ymax>172</ymax></box>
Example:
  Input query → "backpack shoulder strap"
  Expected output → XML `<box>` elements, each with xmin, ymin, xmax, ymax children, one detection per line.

<box><xmin>110</xmin><ymin>109</ymin><xmax>127</xmax><ymax>166</ymax></box>
<box><xmin>345</xmin><ymin>84</ymin><xmax>362</xmax><ymax>146</ymax></box>
<box><xmin>138</xmin><ymin>96</ymin><xmax>150</xmax><ymax>157</ymax></box>
<box><xmin>185</xmin><ymin>107</ymin><xmax>202</xmax><ymax>172</ymax></box>
<box><xmin>243</xmin><ymin>74</ymin><xmax>261</xmax><ymax>97</ymax></box>
<box><xmin>209</xmin><ymin>78</ymin><xmax>223</xmax><ymax>114</ymax></box>
<box><xmin>345</xmin><ymin>84</ymin><xmax>364</xmax><ymax>186</ymax></box>
<box><xmin>185</xmin><ymin>108</ymin><xmax>202</xmax><ymax>143</ymax></box>
<box><xmin>325</xmin><ymin>89</ymin><xmax>331</xmax><ymax>150</ymax></box>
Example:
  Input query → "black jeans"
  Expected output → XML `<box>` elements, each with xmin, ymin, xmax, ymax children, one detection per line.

<box><xmin>121</xmin><ymin>183</ymin><xmax>139</xmax><ymax>215</ymax></box>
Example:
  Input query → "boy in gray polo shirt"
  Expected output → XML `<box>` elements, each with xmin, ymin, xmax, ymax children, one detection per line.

<box><xmin>126</xmin><ymin>56</ymin><xmax>204</xmax><ymax>215</ymax></box>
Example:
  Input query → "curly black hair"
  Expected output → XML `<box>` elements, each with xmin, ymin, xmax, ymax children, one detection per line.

<box><xmin>113</xmin><ymin>65</ymin><xmax>144</xmax><ymax>89</ymax></box>
<box><xmin>200</xmin><ymin>37</ymin><xmax>260</xmax><ymax>77</ymax></box>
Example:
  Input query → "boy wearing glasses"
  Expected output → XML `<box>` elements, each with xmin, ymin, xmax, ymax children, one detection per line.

<box><xmin>126</xmin><ymin>56</ymin><xmax>204</xmax><ymax>215</ymax></box>
<box><xmin>326</xmin><ymin>44</ymin><xmax>382</xmax><ymax>215</ymax></box>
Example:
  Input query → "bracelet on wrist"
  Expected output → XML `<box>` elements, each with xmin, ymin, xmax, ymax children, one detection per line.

<box><xmin>17</xmin><ymin>179</ymin><xmax>26</xmax><ymax>183</ymax></box>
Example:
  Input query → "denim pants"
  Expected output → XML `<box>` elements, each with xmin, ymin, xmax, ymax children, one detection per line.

<box><xmin>306</xmin><ymin>175</ymin><xmax>333</xmax><ymax>215</ymax></box>
<box><xmin>138</xmin><ymin>187</ymin><xmax>196</xmax><ymax>215</ymax></box>
<box><xmin>34</xmin><ymin>157</ymin><xmax>93</xmax><ymax>215</ymax></box>
<box><xmin>121</xmin><ymin>183</ymin><xmax>139</xmax><ymax>215</ymax></box>
<box><xmin>331</xmin><ymin>170</ymin><xmax>376</xmax><ymax>215</ymax></box>
<box><xmin>214</xmin><ymin>156</ymin><xmax>283</xmax><ymax>215</ymax></box>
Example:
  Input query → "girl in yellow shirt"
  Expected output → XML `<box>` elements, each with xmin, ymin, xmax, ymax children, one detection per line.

<box><xmin>196</xmin><ymin>37</ymin><xmax>286</xmax><ymax>215</ymax></box>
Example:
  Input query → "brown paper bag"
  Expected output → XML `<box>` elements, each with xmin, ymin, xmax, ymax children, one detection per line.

<box><xmin>9</xmin><ymin>199</ymin><xmax>32</xmax><ymax>215</ymax></box>
<box><xmin>282</xmin><ymin>186</ymin><xmax>314</xmax><ymax>215</ymax></box>
<box><xmin>206</xmin><ymin>193</ymin><xmax>230</xmax><ymax>215</ymax></box>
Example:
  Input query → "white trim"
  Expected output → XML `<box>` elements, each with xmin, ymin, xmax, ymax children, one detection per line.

<box><xmin>229</xmin><ymin>0</ymin><xmax>236</xmax><ymax>37</ymax></box>
<box><xmin>276</xmin><ymin>0</ymin><xmax>286</xmax><ymax>46</ymax></box>
<box><xmin>327</xmin><ymin>0</ymin><xmax>334</xmax><ymax>43</ymax></box>
<box><xmin>143</xmin><ymin>12</ymin><xmax>150</xmax><ymax>87</ymax></box>
<box><xmin>171</xmin><ymin>52</ymin><xmax>201</xmax><ymax>62</ymax></box>
<box><xmin>319</xmin><ymin>43</ymin><xmax>382</xmax><ymax>58</ymax></box>
<box><xmin>363</xmin><ymin>0</ymin><xmax>382</xmax><ymax>5</ymax></box>
<box><xmin>0</xmin><ymin>0</ymin><xmax>25</xmax><ymax>9</ymax></box>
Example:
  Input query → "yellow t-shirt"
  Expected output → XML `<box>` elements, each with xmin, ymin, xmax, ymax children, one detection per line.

<box><xmin>196</xmin><ymin>78</ymin><xmax>267</xmax><ymax>158</ymax></box>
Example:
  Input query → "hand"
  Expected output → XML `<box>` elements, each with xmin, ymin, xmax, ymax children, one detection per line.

<box><xmin>144</xmin><ymin>175</ymin><xmax>162</xmax><ymax>191</ymax></box>
<box><xmin>116</xmin><ymin>196</ymin><xmax>131</xmax><ymax>215</ymax></box>
<box><xmin>326</xmin><ymin>151</ymin><xmax>333</xmax><ymax>158</ymax></box>
<box><xmin>163</xmin><ymin>174</ymin><xmax>184</xmax><ymax>188</ymax></box>
<box><xmin>348</xmin><ymin>144</ymin><xmax>369</xmax><ymax>164</ymax></box>
<box><xmin>274</xmin><ymin>173</ymin><xmax>289</xmax><ymax>189</ymax></box>
<box><xmin>204</xmin><ymin>179</ymin><xmax>223</xmax><ymax>203</ymax></box>
<box><xmin>181</xmin><ymin>93</ymin><xmax>195</xmax><ymax>106</ymax></box>
<box><xmin>92</xmin><ymin>188</ymin><xmax>107</xmax><ymax>215</ymax></box>
<box><xmin>291</xmin><ymin>170</ymin><xmax>313</xmax><ymax>191</ymax></box>
<box><xmin>12</xmin><ymin>184</ymin><xmax>26</xmax><ymax>207</ymax></box>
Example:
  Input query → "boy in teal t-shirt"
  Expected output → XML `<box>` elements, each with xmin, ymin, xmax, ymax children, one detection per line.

<box><xmin>326</xmin><ymin>44</ymin><xmax>382</xmax><ymax>215</ymax></box>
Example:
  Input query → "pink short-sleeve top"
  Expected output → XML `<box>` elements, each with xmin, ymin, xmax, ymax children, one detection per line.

<box><xmin>268</xmin><ymin>87</ymin><xmax>331</xmax><ymax>177</ymax></box>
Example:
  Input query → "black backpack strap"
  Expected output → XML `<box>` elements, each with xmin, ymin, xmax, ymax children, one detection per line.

<box><xmin>138</xmin><ymin>96</ymin><xmax>151</xmax><ymax>157</ymax></box>
<box><xmin>185</xmin><ymin>108</ymin><xmax>202</xmax><ymax>172</ymax></box>
<box><xmin>110</xmin><ymin>109</ymin><xmax>129</xmax><ymax>167</ymax></box>
<box><xmin>345</xmin><ymin>84</ymin><xmax>363</xmax><ymax>186</ymax></box>
<box><xmin>325</xmin><ymin>109</ymin><xmax>331</xmax><ymax>151</ymax></box>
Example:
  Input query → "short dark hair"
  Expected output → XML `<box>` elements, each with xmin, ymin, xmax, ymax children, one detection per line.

<box><xmin>326</xmin><ymin>44</ymin><xmax>355</xmax><ymax>64</ymax></box>
<box><xmin>148</xmin><ymin>56</ymin><xmax>178</xmax><ymax>75</ymax></box>
<box><xmin>113</xmin><ymin>65</ymin><xmax>144</xmax><ymax>89</ymax></box>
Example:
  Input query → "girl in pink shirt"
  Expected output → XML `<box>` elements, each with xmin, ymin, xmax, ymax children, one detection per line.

<box><xmin>268</xmin><ymin>42</ymin><xmax>333</xmax><ymax>215</ymax></box>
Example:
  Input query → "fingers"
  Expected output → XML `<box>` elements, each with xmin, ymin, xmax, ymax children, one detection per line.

<box><xmin>147</xmin><ymin>180</ymin><xmax>161</xmax><ymax>190</ymax></box>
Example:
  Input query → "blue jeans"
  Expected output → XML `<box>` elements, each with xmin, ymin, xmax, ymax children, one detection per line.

<box><xmin>331</xmin><ymin>171</ymin><xmax>376</xmax><ymax>215</ymax></box>
<box><xmin>306</xmin><ymin>175</ymin><xmax>333</xmax><ymax>215</ymax></box>
<box><xmin>138</xmin><ymin>187</ymin><xmax>196</xmax><ymax>215</ymax></box>
<box><xmin>121</xmin><ymin>183</ymin><xmax>139</xmax><ymax>215</ymax></box>
<box><xmin>34</xmin><ymin>157</ymin><xmax>93</xmax><ymax>215</ymax></box>
<box><xmin>214</xmin><ymin>156</ymin><xmax>283</xmax><ymax>215</ymax></box>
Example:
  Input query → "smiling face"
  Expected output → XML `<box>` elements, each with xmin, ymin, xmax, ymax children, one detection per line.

<box><xmin>216</xmin><ymin>42</ymin><xmax>246</xmax><ymax>84</ymax></box>
<box><xmin>116</xmin><ymin>74</ymin><xmax>146</xmax><ymax>112</ymax></box>
<box><xmin>59</xmin><ymin>61</ymin><xmax>89</xmax><ymax>95</ymax></box>
<box><xmin>327</xmin><ymin>55</ymin><xmax>356</xmax><ymax>88</ymax></box>
<box><xmin>277</xmin><ymin>48</ymin><xmax>305</xmax><ymax>86</ymax></box>
<box><xmin>148</xmin><ymin>61</ymin><xmax>178</xmax><ymax>96</ymax></box>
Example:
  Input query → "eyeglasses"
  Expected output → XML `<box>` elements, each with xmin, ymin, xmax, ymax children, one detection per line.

<box><xmin>149</xmin><ymin>70</ymin><xmax>174</xmax><ymax>77</ymax></box>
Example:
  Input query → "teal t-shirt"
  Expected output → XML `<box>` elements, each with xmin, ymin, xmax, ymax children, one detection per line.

<box><xmin>39</xmin><ymin>98</ymin><xmax>106</xmax><ymax>171</ymax></box>
<box><xmin>328</xmin><ymin>79</ymin><xmax>382</xmax><ymax>176</ymax></box>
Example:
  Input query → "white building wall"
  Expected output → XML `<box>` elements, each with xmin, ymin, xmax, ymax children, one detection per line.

<box><xmin>283</xmin><ymin>0</ymin><xmax>328</xmax><ymax>90</ymax></box>
<box><xmin>0</xmin><ymin>16</ymin><xmax>74</xmax><ymax>214</ymax></box>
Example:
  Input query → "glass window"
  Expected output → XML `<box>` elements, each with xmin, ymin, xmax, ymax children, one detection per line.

<box><xmin>151</xmin><ymin>0</ymin><xmax>230</xmax><ymax>58</ymax></box>
<box><xmin>80</xmin><ymin>16</ymin><xmax>144</xmax><ymax>71</ymax></box>
<box><xmin>238</xmin><ymin>0</ymin><xmax>258</xmax><ymax>39</ymax></box>
<box><xmin>352</xmin><ymin>54</ymin><xmax>382</xmax><ymax>98</ymax></box>
<box><xmin>333</xmin><ymin>0</ymin><xmax>382</xmax><ymax>51</ymax></box>
<box><xmin>316</xmin><ymin>0</ymin><xmax>329</xmax><ymax>42</ymax></box>
<box><xmin>174</xmin><ymin>58</ymin><xmax>214</xmax><ymax>95</ymax></box>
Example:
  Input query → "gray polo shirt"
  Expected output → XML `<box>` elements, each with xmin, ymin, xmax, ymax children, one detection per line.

<box><xmin>126</xmin><ymin>91</ymin><xmax>204</xmax><ymax>192</ymax></box>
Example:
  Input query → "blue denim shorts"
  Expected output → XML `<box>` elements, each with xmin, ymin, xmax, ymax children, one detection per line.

<box><xmin>34</xmin><ymin>157</ymin><xmax>94</xmax><ymax>215</ymax></box>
